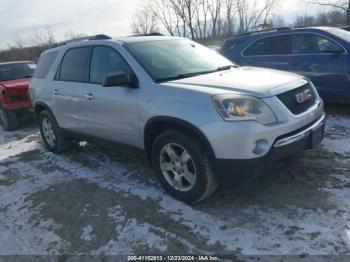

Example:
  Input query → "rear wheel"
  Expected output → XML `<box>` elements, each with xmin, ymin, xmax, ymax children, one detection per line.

<box><xmin>151</xmin><ymin>130</ymin><xmax>218</xmax><ymax>204</ymax></box>
<box><xmin>0</xmin><ymin>107</ymin><xmax>18</xmax><ymax>131</ymax></box>
<box><xmin>38</xmin><ymin>110</ymin><xmax>72</xmax><ymax>153</ymax></box>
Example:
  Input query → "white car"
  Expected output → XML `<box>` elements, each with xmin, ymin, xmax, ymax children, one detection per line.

<box><xmin>30</xmin><ymin>35</ymin><xmax>325</xmax><ymax>203</ymax></box>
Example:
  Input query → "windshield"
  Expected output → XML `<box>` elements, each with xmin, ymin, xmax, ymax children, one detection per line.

<box><xmin>328</xmin><ymin>28</ymin><xmax>350</xmax><ymax>43</ymax></box>
<box><xmin>126</xmin><ymin>39</ymin><xmax>235</xmax><ymax>82</ymax></box>
<box><xmin>0</xmin><ymin>63</ymin><xmax>36</xmax><ymax>81</ymax></box>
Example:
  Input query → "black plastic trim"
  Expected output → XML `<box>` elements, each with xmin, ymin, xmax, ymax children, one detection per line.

<box><xmin>144</xmin><ymin>116</ymin><xmax>216</xmax><ymax>164</ymax></box>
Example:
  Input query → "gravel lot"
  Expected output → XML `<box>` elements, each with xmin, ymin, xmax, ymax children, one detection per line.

<box><xmin>0</xmin><ymin>112</ymin><xmax>349</xmax><ymax>256</ymax></box>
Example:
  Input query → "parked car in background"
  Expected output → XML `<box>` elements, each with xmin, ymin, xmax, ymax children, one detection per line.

<box><xmin>339</xmin><ymin>25</ymin><xmax>350</xmax><ymax>32</ymax></box>
<box><xmin>30</xmin><ymin>35</ymin><xmax>325</xmax><ymax>203</ymax></box>
<box><xmin>221</xmin><ymin>27</ymin><xmax>350</xmax><ymax>104</ymax></box>
<box><xmin>0</xmin><ymin>61</ymin><xmax>36</xmax><ymax>131</ymax></box>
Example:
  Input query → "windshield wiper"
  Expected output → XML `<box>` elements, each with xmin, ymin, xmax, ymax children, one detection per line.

<box><xmin>156</xmin><ymin>65</ymin><xmax>238</xmax><ymax>83</ymax></box>
<box><xmin>157</xmin><ymin>70</ymin><xmax>217</xmax><ymax>82</ymax></box>
<box><xmin>217</xmin><ymin>65</ymin><xmax>238</xmax><ymax>71</ymax></box>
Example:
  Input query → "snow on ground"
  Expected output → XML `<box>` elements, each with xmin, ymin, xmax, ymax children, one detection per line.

<box><xmin>0</xmin><ymin>114</ymin><xmax>349</xmax><ymax>256</ymax></box>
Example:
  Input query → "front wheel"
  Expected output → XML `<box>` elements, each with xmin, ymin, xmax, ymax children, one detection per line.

<box><xmin>0</xmin><ymin>107</ymin><xmax>18</xmax><ymax>131</ymax></box>
<box><xmin>38</xmin><ymin>110</ymin><xmax>72</xmax><ymax>153</ymax></box>
<box><xmin>151</xmin><ymin>130</ymin><xmax>218</xmax><ymax>204</ymax></box>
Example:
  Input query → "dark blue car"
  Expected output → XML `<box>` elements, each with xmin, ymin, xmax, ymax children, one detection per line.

<box><xmin>221</xmin><ymin>27</ymin><xmax>350</xmax><ymax>104</ymax></box>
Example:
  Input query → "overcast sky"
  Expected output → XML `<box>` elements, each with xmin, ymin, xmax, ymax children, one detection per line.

<box><xmin>0</xmin><ymin>0</ymin><xmax>322</xmax><ymax>50</ymax></box>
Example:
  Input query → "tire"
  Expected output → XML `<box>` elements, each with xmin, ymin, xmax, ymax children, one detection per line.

<box><xmin>151</xmin><ymin>130</ymin><xmax>218</xmax><ymax>204</ymax></box>
<box><xmin>38</xmin><ymin>110</ymin><xmax>72</xmax><ymax>153</ymax></box>
<box><xmin>0</xmin><ymin>107</ymin><xmax>18</xmax><ymax>131</ymax></box>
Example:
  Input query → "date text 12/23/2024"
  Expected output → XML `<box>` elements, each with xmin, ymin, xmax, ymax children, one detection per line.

<box><xmin>128</xmin><ymin>255</ymin><xmax>220</xmax><ymax>261</ymax></box>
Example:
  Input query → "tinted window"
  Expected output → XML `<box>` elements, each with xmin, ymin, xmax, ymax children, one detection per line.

<box><xmin>0</xmin><ymin>63</ymin><xmax>36</xmax><ymax>81</ymax></box>
<box><xmin>90</xmin><ymin>46</ymin><xmax>132</xmax><ymax>84</ymax></box>
<box><xmin>34</xmin><ymin>51</ymin><xmax>58</xmax><ymax>79</ymax></box>
<box><xmin>244</xmin><ymin>36</ymin><xmax>288</xmax><ymax>56</ymax></box>
<box><xmin>59</xmin><ymin>47</ymin><xmax>90</xmax><ymax>82</ymax></box>
<box><xmin>291</xmin><ymin>33</ymin><xmax>343</xmax><ymax>54</ymax></box>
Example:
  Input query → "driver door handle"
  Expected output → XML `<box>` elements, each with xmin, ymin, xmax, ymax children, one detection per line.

<box><xmin>84</xmin><ymin>93</ymin><xmax>95</xmax><ymax>100</ymax></box>
<box><xmin>52</xmin><ymin>89</ymin><xmax>59</xmax><ymax>96</ymax></box>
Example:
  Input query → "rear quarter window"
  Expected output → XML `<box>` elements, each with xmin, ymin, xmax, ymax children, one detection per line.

<box><xmin>58</xmin><ymin>47</ymin><xmax>90</xmax><ymax>82</ymax></box>
<box><xmin>33</xmin><ymin>51</ymin><xmax>59</xmax><ymax>79</ymax></box>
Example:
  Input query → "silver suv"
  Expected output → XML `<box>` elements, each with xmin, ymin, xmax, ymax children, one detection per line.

<box><xmin>30</xmin><ymin>35</ymin><xmax>325</xmax><ymax>203</ymax></box>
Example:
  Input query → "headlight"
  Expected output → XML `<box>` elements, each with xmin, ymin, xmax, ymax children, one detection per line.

<box><xmin>213</xmin><ymin>94</ymin><xmax>277</xmax><ymax>125</ymax></box>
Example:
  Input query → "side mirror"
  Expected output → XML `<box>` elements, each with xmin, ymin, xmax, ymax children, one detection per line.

<box><xmin>103</xmin><ymin>71</ymin><xmax>138</xmax><ymax>88</ymax></box>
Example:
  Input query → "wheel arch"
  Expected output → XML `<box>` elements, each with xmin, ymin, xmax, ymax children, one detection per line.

<box><xmin>34</xmin><ymin>102</ymin><xmax>55</xmax><ymax>119</ymax></box>
<box><xmin>144</xmin><ymin>116</ymin><xmax>216</xmax><ymax>166</ymax></box>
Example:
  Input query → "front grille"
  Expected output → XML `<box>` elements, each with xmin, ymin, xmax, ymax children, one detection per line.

<box><xmin>277</xmin><ymin>84</ymin><xmax>316</xmax><ymax>115</ymax></box>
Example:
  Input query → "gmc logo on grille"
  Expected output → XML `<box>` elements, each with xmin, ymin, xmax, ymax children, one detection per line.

<box><xmin>295</xmin><ymin>89</ymin><xmax>312</xmax><ymax>104</ymax></box>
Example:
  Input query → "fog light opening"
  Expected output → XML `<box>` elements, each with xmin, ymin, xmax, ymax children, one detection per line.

<box><xmin>253</xmin><ymin>139</ymin><xmax>269</xmax><ymax>155</ymax></box>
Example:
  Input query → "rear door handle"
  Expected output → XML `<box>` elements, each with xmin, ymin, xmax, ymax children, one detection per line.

<box><xmin>52</xmin><ymin>89</ymin><xmax>59</xmax><ymax>95</ymax></box>
<box><xmin>84</xmin><ymin>93</ymin><xmax>95</xmax><ymax>100</ymax></box>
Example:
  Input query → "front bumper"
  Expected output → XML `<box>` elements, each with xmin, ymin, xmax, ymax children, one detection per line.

<box><xmin>200</xmin><ymin>97</ymin><xmax>324</xmax><ymax>159</ymax></box>
<box><xmin>213</xmin><ymin>114</ymin><xmax>326</xmax><ymax>188</ymax></box>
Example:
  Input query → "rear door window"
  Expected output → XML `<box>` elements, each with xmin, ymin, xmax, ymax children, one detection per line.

<box><xmin>59</xmin><ymin>47</ymin><xmax>90</xmax><ymax>82</ymax></box>
<box><xmin>291</xmin><ymin>33</ymin><xmax>343</xmax><ymax>54</ymax></box>
<box><xmin>34</xmin><ymin>51</ymin><xmax>58</xmax><ymax>79</ymax></box>
<box><xmin>243</xmin><ymin>35</ymin><xmax>288</xmax><ymax>56</ymax></box>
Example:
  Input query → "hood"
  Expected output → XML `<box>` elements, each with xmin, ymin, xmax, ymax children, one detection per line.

<box><xmin>165</xmin><ymin>67</ymin><xmax>307</xmax><ymax>98</ymax></box>
<box><xmin>0</xmin><ymin>78</ymin><xmax>31</xmax><ymax>90</ymax></box>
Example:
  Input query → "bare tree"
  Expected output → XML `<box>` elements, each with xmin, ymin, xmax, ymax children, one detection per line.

<box><xmin>294</xmin><ymin>15</ymin><xmax>316</xmax><ymax>27</ymax></box>
<box><xmin>1</xmin><ymin>29</ymin><xmax>57</xmax><ymax>62</ymax></box>
<box><xmin>234</xmin><ymin>0</ymin><xmax>280</xmax><ymax>33</ymax></box>
<box><xmin>135</xmin><ymin>0</ymin><xmax>280</xmax><ymax>41</ymax></box>
<box><xmin>170</xmin><ymin>0</ymin><xmax>197</xmax><ymax>38</ymax></box>
<box><xmin>148</xmin><ymin>0</ymin><xmax>178</xmax><ymax>36</ymax></box>
<box><xmin>206</xmin><ymin>0</ymin><xmax>223</xmax><ymax>38</ymax></box>
<box><xmin>130</xmin><ymin>5</ymin><xmax>160</xmax><ymax>34</ymax></box>
<box><xmin>270</xmin><ymin>15</ymin><xmax>286</xmax><ymax>28</ymax></box>
<box><xmin>306</xmin><ymin>0</ymin><xmax>350</xmax><ymax>23</ymax></box>
<box><xmin>224</xmin><ymin>0</ymin><xmax>236</xmax><ymax>37</ymax></box>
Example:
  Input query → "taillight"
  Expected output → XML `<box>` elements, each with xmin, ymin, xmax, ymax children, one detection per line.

<box><xmin>2</xmin><ymin>89</ymin><xmax>27</xmax><ymax>102</ymax></box>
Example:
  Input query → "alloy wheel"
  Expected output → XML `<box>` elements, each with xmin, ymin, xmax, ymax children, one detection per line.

<box><xmin>42</xmin><ymin>118</ymin><xmax>56</xmax><ymax>147</ymax></box>
<box><xmin>159</xmin><ymin>143</ymin><xmax>197</xmax><ymax>192</ymax></box>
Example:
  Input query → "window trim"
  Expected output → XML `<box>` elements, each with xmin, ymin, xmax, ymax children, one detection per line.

<box><xmin>241</xmin><ymin>31</ymin><xmax>347</xmax><ymax>58</ymax></box>
<box><xmin>88</xmin><ymin>45</ymin><xmax>136</xmax><ymax>86</ymax></box>
<box><xmin>55</xmin><ymin>46</ymin><xmax>92</xmax><ymax>83</ymax></box>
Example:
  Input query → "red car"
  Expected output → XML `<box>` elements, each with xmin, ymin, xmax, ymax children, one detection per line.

<box><xmin>0</xmin><ymin>61</ymin><xmax>36</xmax><ymax>131</ymax></box>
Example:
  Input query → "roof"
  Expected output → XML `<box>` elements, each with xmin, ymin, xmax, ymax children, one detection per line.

<box><xmin>226</xmin><ymin>26</ymin><xmax>339</xmax><ymax>41</ymax></box>
<box><xmin>44</xmin><ymin>34</ymin><xmax>186</xmax><ymax>54</ymax></box>
<box><xmin>115</xmin><ymin>35</ymin><xmax>184</xmax><ymax>44</ymax></box>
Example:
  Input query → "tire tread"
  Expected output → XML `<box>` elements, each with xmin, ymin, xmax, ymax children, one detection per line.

<box><xmin>152</xmin><ymin>129</ymin><xmax>218</xmax><ymax>204</ymax></box>
<box><xmin>0</xmin><ymin>107</ymin><xmax>18</xmax><ymax>131</ymax></box>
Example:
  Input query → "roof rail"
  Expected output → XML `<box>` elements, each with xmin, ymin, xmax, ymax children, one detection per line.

<box><xmin>237</xmin><ymin>27</ymin><xmax>291</xmax><ymax>37</ymax></box>
<box><xmin>52</xmin><ymin>34</ymin><xmax>112</xmax><ymax>48</ymax></box>
<box><xmin>129</xmin><ymin>32</ymin><xmax>164</xmax><ymax>37</ymax></box>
